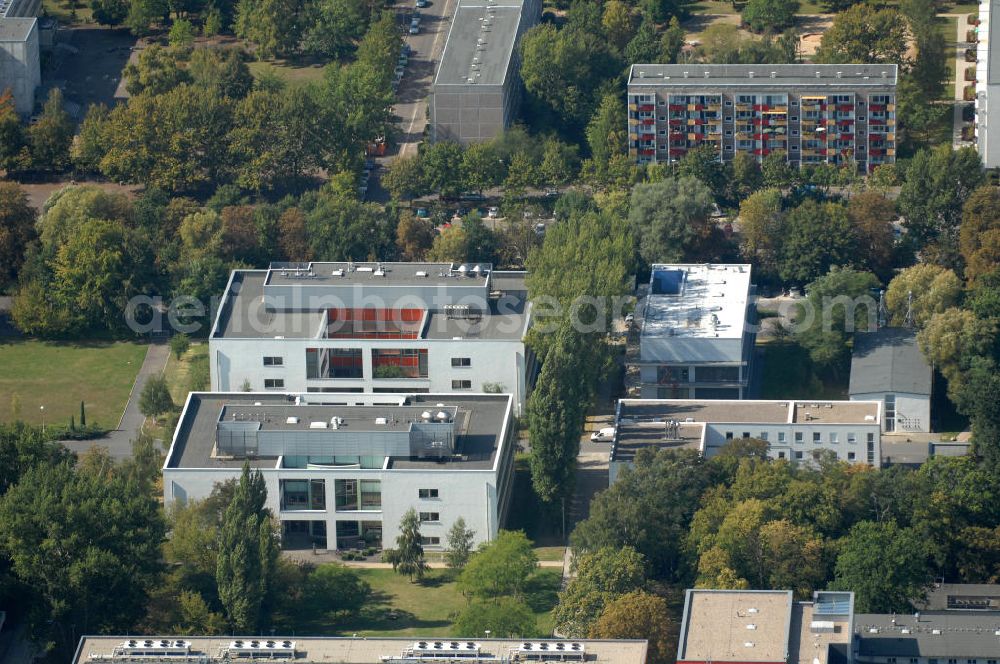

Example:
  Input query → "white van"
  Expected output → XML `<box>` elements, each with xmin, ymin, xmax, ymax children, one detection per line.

<box><xmin>590</xmin><ymin>427</ymin><xmax>615</xmax><ymax>442</ymax></box>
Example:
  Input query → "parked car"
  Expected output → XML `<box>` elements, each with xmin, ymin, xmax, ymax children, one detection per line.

<box><xmin>487</xmin><ymin>206</ymin><xmax>499</xmax><ymax>218</ymax></box>
<box><xmin>591</xmin><ymin>427</ymin><xmax>616</xmax><ymax>442</ymax></box>
<box><xmin>409</xmin><ymin>21</ymin><xmax>420</xmax><ymax>34</ymax></box>
<box><xmin>416</xmin><ymin>0</ymin><xmax>428</xmax><ymax>7</ymax></box>
<box><xmin>624</xmin><ymin>313</ymin><xmax>634</xmax><ymax>324</ymax></box>
<box><xmin>415</xmin><ymin>207</ymin><xmax>429</xmax><ymax>218</ymax></box>
<box><xmin>545</xmin><ymin>187</ymin><xmax>559</xmax><ymax>197</ymax></box>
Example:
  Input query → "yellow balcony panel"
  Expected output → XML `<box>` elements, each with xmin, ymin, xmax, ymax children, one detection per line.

<box><xmin>887</xmin><ymin>104</ymin><xmax>896</xmax><ymax>112</ymax></box>
<box><xmin>887</xmin><ymin>148</ymin><xmax>896</xmax><ymax>156</ymax></box>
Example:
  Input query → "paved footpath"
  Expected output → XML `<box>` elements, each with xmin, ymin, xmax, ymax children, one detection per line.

<box><xmin>282</xmin><ymin>550</ymin><xmax>565</xmax><ymax>568</ymax></box>
<box><xmin>62</xmin><ymin>339</ymin><xmax>170</xmax><ymax>460</ymax></box>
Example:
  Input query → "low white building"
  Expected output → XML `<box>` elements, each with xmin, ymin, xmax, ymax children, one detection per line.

<box><xmin>609</xmin><ymin>398</ymin><xmax>882</xmax><ymax>483</ymax></box>
<box><xmin>849</xmin><ymin>328</ymin><xmax>932</xmax><ymax>433</ymax></box>
<box><xmin>633</xmin><ymin>264</ymin><xmax>756</xmax><ymax>400</ymax></box>
<box><xmin>209</xmin><ymin>262</ymin><xmax>535</xmax><ymax>414</ymax></box>
<box><xmin>163</xmin><ymin>392</ymin><xmax>516</xmax><ymax>551</ymax></box>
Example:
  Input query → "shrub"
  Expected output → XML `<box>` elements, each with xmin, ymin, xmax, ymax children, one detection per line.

<box><xmin>169</xmin><ymin>333</ymin><xmax>191</xmax><ymax>359</ymax></box>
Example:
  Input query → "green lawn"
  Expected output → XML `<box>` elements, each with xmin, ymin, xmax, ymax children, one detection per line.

<box><xmin>163</xmin><ymin>341</ymin><xmax>209</xmax><ymax>404</ymax></box>
<box><xmin>41</xmin><ymin>0</ymin><xmax>94</xmax><ymax>24</ymax></box>
<box><xmin>687</xmin><ymin>0</ymin><xmax>827</xmax><ymax>15</ymax></box>
<box><xmin>0</xmin><ymin>339</ymin><xmax>147</xmax><ymax>429</ymax></box>
<box><xmin>330</xmin><ymin>568</ymin><xmax>561</xmax><ymax>637</ymax></box>
<box><xmin>248</xmin><ymin>60</ymin><xmax>328</xmax><ymax>88</ymax></box>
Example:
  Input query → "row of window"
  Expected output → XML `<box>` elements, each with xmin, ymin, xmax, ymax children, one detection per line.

<box><xmin>778</xmin><ymin>450</ymin><xmax>858</xmax><ymax>461</ymax></box>
<box><xmin>885</xmin><ymin>659</ymin><xmax>998</xmax><ymax>664</ymax></box>
<box><xmin>633</xmin><ymin>96</ymin><xmax>892</xmax><ymax>107</ymax></box>
<box><xmin>724</xmin><ymin>431</ymin><xmax>876</xmax><ymax>444</ymax></box>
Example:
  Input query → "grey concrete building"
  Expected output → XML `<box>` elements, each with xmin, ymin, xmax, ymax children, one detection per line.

<box><xmin>849</xmin><ymin>328</ymin><xmax>933</xmax><ymax>433</ymax></box>
<box><xmin>0</xmin><ymin>0</ymin><xmax>41</xmax><ymax>114</ymax></box>
<box><xmin>977</xmin><ymin>0</ymin><xmax>1000</xmax><ymax>167</ymax></box>
<box><xmin>627</xmin><ymin>64</ymin><xmax>898</xmax><ymax>172</ymax></box>
<box><xmin>429</xmin><ymin>0</ymin><xmax>540</xmax><ymax>144</ymax></box>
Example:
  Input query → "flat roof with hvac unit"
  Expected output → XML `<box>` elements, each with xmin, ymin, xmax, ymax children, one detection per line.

<box><xmin>74</xmin><ymin>637</ymin><xmax>648</xmax><ymax>664</ymax></box>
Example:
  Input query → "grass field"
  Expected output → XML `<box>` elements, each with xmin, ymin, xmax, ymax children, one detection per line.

<box><xmin>42</xmin><ymin>0</ymin><xmax>94</xmax><ymax>24</ymax></box>
<box><xmin>163</xmin><ymin>342</ymin><xmax>210</xmax><ymax>404</ymax></box>
<box><xmin>330</xmin><ymin>567</ymin><xmax>561</xmax><ymax>637</ymax></box>
<box><xmin>0</xmin><ymin>339</ymin><xmax>147</xmax><ymax>428</ymax></box>
<box><xmin>248</xmin><ymin>60</ymin><xmax>328</xmax><ymax>88</ymax></box>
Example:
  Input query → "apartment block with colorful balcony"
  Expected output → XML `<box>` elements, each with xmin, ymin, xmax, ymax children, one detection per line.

<box><xmin>627</xmin><ymin>64</ymin><xmax>897</xmax><ymax>172</ymax></box>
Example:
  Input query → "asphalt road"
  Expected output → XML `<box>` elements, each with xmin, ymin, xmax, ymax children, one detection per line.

<box><xmin>392</xmin><ymin>0</ymin><xmax>460</xmax><ymax>159</ymax></box>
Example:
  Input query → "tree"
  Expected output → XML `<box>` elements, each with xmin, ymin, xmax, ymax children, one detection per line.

<box><xmin>384</xmin><ymin>508</ymin><xmax>428</xmax><ymax>581</ymax></box>
<box><xmin>301</xmin><ymin>0</ymin><xmax>367</xmax><ymax>59</ymax></box>
<box><xmin>540</xmin><ymin>137</ymin><xmax>579</xmax><ymax>186</ymax></box>
<box><xmin>742</xmin><ymin>0</ymin><xmax>799</xmax><ymax>34</ymax></box>
<box><xmin>602</xmin><ymin>0</ymin><xmax>636</xmax><ymax>52</ymax></box>
<box><xmin>738</xmin><ymin>188</ymin><xmax>784</xmax><ymax>278</ymax></box>
<box><xmin>0</xmin><ymin>423</ymin><xmax>71</xmax><ymax>495</ymax></box>
<box><xmin>0</xmin><ymin>460</ymin><xmax>165</xmax><ymax>659</ymax></box>
<box><xmin>728</xmin><ymin>151</ymin><xmax>764</xmax><ymax>201</ymax></box>
<box><xmin>453</xmin><ymin>597</ymin><xmax>538</xmax><ymax>637</ymax></box>
<box><xmin>677</xmin><ymin>145</ymin><xmax>729</xmax><ymax>201</ymax></box>
<box><xmin>188</xmin><ymin>47</ymin><xmax>254</xmax><ymax>99</ymax></box>
<box><xmin>778</xmin><ymin>199</ymin><xmax>856</xmax><ymax>284</ymax></box>
<box><xmin>421</xmin><ymin>141</ymin><xmax>466</xmax><ymax>199</ymax></box>
<box><xmin>301</xmin><ymin>564</ymin><xmax>371</xmax><ymax>617</ymax></box>
<box><xmin>847</xmin><ymin>191</ymin><xmax>897</xmax><ymax>282</ymax></box>
<box><xmin>462</xmin><ymin>142</ymin><xmax>504</xmax><ymax>194</ymax></box>
<box><xmin>624</xmin><ymin>17</ymin><xmax>661</xmax><ymax>64</ymax></box>
<box><xmin>169</xmin><ymin>333</ymin><xmax>191</xmax><ymax>359</ymax></box>
<box><xmin>956</xmin><ymin>359</ymin><xmax>1000</xmax><ymax>468</ymax></box>
<box><xmin>427</xmin><ymin>226</ymin><xmax>469</xmax><ymax>264</ymax></box>
<box><xmin>383</xmin><ymin>155</ymin><xmax>427</xmax><ymax>201</ymax></box>
<box><xmin>459</xmin><ymin>530</ymin><xmax>538</xmax><ymax>600</ymax></box>
<box><xmin>123</xmin><ymin>45</ymin><xmax>191</xmax><ymax>96</ymax></box>
<box><xmin>555</xmin><ymin>546</ymin><xmax>646</xmax><ymax>637</ymax></box>
<box><xmin>795</xmin><ymin>267</ymin><xmax>880</xmax><ymax>373</ymax></box>
<box><xmin>960</xmin><ymin>185</ymin><xmax>1000</xmax><ymax>283</ymax></box>
<box><xmin>0</xmin><ymin>182</ymin><xmax>35</xmax><ymax>289</ymax></box>
<box><xmin>396</xmin><ymin>213</ymin><xmax>436</xmax><ymax>261</ymax></box>
<box><xmin>815</xmin><ymin>5</ymin><xmax>908</xmax><ymax>64</ymax></box>
<box><xmin>897</xmin><ymin>146</ymin><xmax>985</xmax><ymax>267</ymax></box>
<box><xmin>629</xmin><ymin>176</ymin><xmax>716</xmax><ymax>265</ymax></box>
<box><xmin>126</xmin><ymin>0</ymin><xmax>169</xmax><ymax>35</ymax></box>
<box><xmin>91</xmin><ymin>0</ymin><xmax>129</xmax><ymax>25</ymax></box>
<box><xmin>830</xmin><ymin>520</ymin><xmax>931</xmax><ymax>613</ymax></box>
<box><xmin>234</xmin><ymin>0</ymin><xmax>299</xmax><ymax>58</ymax></box>
<box><xmin>0</xmin><ymin>89</ymin><xmax>28</xmax><ymax>173</ymax></box>
<box><xmin>885</xmin><ymin>264</ymin><xmax>962</xmax><ymax>328</ymax></box>
<box><xmin>571</xmin><ymin>449</ymin><xmax>713</xmax><ymax>580</ymax></box>
<box><xmin>169</xmin><ymin>18</ymin><xmax>196</xmax><ymax>48</ymax></box>
<box><xmin>918</xmin><ymin>308</ymin><xmax>996</xmax><ymax>399</ymax></box>
<box><xmin>446</xmin><ymin>517</ymin><xmax>475</xmax><ymax>569</ymax></box>
<box><xmin>216</xmin><ymin>463</ymin><xmax>278</xmax><ymax>631</ymax></box>
<box><xmin>278</xmin><ymin>207</ymin><xmax>313</xmax><ymax>261</ymax></box>
<box><xmin>27</xmin><ymin>89</ymin><xmax>74</xmax><ymax>172</ymax></box>
<box><xmin>762</xmin><ymin>151</ymin><xmax>796</xmax><ymax>188</ymax></box>
<box><xmin>140</xmin><ymin>375</ymin><xmax>175</xmax><ymax>420</ymax></box>
<box><xmin>586</xmin><ymin>93</ymin><xmax>628</xmax><ymax>184</ymax></box>
<box><xmin>590</xmin><ymin>591</ymin><xmax>674</xmax><ymax>664</ymax></box>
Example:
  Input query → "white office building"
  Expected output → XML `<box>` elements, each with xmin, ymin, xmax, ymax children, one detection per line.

<box><xmin>163</xmin><ymin>391</ymin><xmax>516</xmax><ymax>551</ymax></box>
<box><xmin>978</xmin><ymin>0</ymin><xmax>1000</xmax><ymax>167</ymax></box>
<box><xmin>633</xmin><ymin>264</ymin><xmax>756</xmax><ymax>399</ymax></box>
<box><xmin>209</xmin><ymin>262</ymin><xmax>535</xmax><ymax>414</ymax></box>
<box><xmin>608</xmin><ymin>398</ymin><xmax>882</xmax><ymax>483</ymax></box>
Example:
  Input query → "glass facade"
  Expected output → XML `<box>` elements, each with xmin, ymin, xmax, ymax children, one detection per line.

<box><xmin>335</xmin><ymin>479</ymin><xmax>382</xmax><ymax>511</ymax></box>
<box><xmin>280</xmin><ymin>479</ymin><xmax>326</xmax><ymax>511</ymax></box>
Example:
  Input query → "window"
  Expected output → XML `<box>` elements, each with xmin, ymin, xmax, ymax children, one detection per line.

<box><xmin>725</xmin><ymin>130</ymin><xmax>733</xmax><ymax>136</ymax></box>
<box><xmin>794</xmin><ymin>432</ymin><xmax>803</xmax><ymax>443</ymax></box>
<box><xmin>778</xmin><ymin>451</ymin><xmax>786</xmax><ymax>459</ymax></box>
<box><xmin>280</xmin><ymin>479</ymin><xmax>326</xmax><ymax>511</ymax></box>
<box><xmin>263</xmin><ymin>356</ymin><xmax>283</xmax><ymax>366</ymax></box>
<box><xmin>419</xmin><ymin>512</ymin><xmax>440</xmax><ymax>522</ymax></box>
<box><xmin>791</xmin><ymin>145</ymin><xmax>799</xmax><ymax>151</ymax></box>
<box><xmin>742</xmin><ymin>432</ymin><xmax>751</xmax><ymax>439</ymax></box>
<box><xmin>791</xmin><ymin>130</ymin><xmax>799</xmax><ymax>136</ymax></box>
<box><xmin>885</xmin><ymin>394</ymin><xmax>896</xmax><ymax>432</ymax></box>
<box><xmin>791</xmin><ymin>116</ymin><xmax>798</xmax><ymax>121</ymax></box>
<box><xmin>335</xmin><ymin>479</ymin><xmax>381</xmax><ymax>511</ymax></box>
<box><xmin>795</xmin><ymin>451</ymin><xmax>803</xmax><ymax>459</ymax></box>
<box><xmin>777</xmin><ymin>432</ymin><xmax>786</xmax><ymax>443</ymax></box>
<box><xmin>725</xmin><ymin>100</ymin><xmax>733</xmax><ymax>106</ymax></box>
<box><xmin>264</xmin><ymin>378</ymin><xmax>284</xmax><ymax>389</ymax></box>
<box><xmin>452</xmin><ymin>380</ymin><xmax>472</xmax><ymax>389</ymax></box>
<box><xmin>848</xmin><ymin>432</ymin><xmax>857</xmax><ymax>444</ymax></box>
<box><xmin>859</xmin><ymin>115</ymin><xmax>866</xmax><ymax>121</ymax></box>
<box><xmin>813</xmin><ymin>432</ymin><xmax>822</xmax><ymax>443</ymax></box>
<box><xmin>451</xmin><ymin>357</ymin><xmax>471</xmax><ymax>368</ymax></box>
<box><xmin>760</xmin><ymin>432</ymin><xmax>769</xmax><ymax>441</ymax></box>
<box><xmin>725</xmin><ymin>431</ymin><xmax>734</xmax><ymax>440</ymax></box>
<box><xmin>725</xmin><ymin>145</ymin><xmax>733</xmax><ymax>151</ymax></box>
<box><xmin>848</xmin><ymin>452</ymin><xmax>856</xmax><ymax>461</ymax></box>
<box><xmin>659</xmin><ymin>129</ymin><xmax>666</xmax><ymax>135</ymax></box>
<box><xmin>419</xmin><ymin>488</ymin><xmax>439</xmax><ymax>498</ymax></box>
<box><xmin>829</xmin><ymin>432</ymin><xmax>838</xmax><ymax>443</ymax></box>
<box><xmin>725</xmin><ymin>116</ymin><xmax>733</xmax><ymax>121</ymax></box>
<box><xmin>421</xmin><ymin>536</ymin><xmax>441</xmax><ymax>545</ymax></box>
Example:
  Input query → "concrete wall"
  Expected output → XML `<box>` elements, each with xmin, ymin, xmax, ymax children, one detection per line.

<box><xmin>211</xmin><ymin>337</ymin><xmax>529</xmax><ymax>414</ymax></box>
<box><xmin>0</xmin><ymin>19</ymin><xmax>40</xmax><ymax>114</ymax></box>
<box><xmin>851</xmin><ymin>391</ymin><xmax>930</xmax><ymax>433</ymax></box>
<box><xmin>703</xmin><ymin>422</ymin><xmax>882</xmax><ymax>466</ymax></box>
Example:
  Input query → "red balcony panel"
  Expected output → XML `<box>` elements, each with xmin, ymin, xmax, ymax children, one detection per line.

<box><xmin>638</xmin><ymin>104</ymin><xmax>654</xmax><ymax>112</ymax></box>
<box><xmin>869</xmin><ymin>104</ymin><xmax>885</xmax><ymax>112</ymax></box>
<box><xmin>669</xmin><ymin>148</ymin><xmax>686</xmax><ymax>156</ymax></box>
<box><xmin>669</xmin><ymin>104</ymin><xmax>685</xmax><ymax>111</ymax></box>
<box><xmin>838</xmin><ymin>104</ymin><xmax>853</xmax><ymax>112</ymax></box>
<box><xmin>641</xmin><ymin>118</ymin><xmax>655</xmax><ymax>125</ymax></box>
<box><xmin>753</xmin><ymin>104</ymin><xmax>769</xmax><ymax>111</ymax></box>
<box><xmin>669</xmin><ymin>119</ymin><xmax>683</xmax><ymax>126</ymax></box>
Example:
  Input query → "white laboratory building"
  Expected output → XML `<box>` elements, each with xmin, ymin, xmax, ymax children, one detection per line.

<box><xmin>633</xmin><ymin>264</ymin><xmax>756</xmax><ymax>399</ymax></box>
<box><xmin>608</xmin><ymin>398</ymin><xmax>882</xmax><ymax>483</ymax></box>
<box><xmin>208</xmin><ymin>262</ymin><xmax>535</xmax><ymax>414</ymax></box>
<box><xmin>163</xmin><ymin>391</ymin><xmax>516</xmax><ymax>551</ymax></box>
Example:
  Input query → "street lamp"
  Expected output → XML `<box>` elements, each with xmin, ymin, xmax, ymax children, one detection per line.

<box><xmin>484</xmin><ymin>630</ymin><xmax>491</xmax><ymax>640</ymax></box>
<box><xmin>39</xmin><ymin>405</ymin><xmax>45</xmax><ymax>434</ymax></box>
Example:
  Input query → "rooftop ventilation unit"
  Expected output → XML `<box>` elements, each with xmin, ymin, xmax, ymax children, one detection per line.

<box><xmin>309</xmin><ymin>421</ymin><xmax>328</xmax><ymax>429</ymax></box>
<box><xmin>227</xmin><ymin>640</ymin><xmax>296</xmax><ymax>659</ymax></box>
<box><xmin>748</xmin><ymin>607</ymin><xmax>759</xmax><ymax>614</ymax></box>
<box><xmin>422</xmin><ymin>411</ymin><xmax>433</xmax><ymax>420</ymax></box>
<box><xmin>746</xmin><ymin>624</ymin><xmax>757</xmax><ymax>630</ymax></box>
<box><xmin>416</xmin><ymin>271</ymin><xmax>428</xmax><ymax>277</ymax></box>
<box><xmin>286</xmin><ymin>416</ymin><xmax>300</xmax><ymax>425</ymax></box>
<box><xmin>119</xmin><ymin>640</ymin><xmax>191</xmax><ymax>657</ymax></box>
<box><xmin>332</xmin><ymin>269</ymin><xmax>345</xmax><ymax>276</ymax></box>
<box><xmin>436</xmin><ymin>411</ymin><xmax>450</xmax><ymax>422</ymax></box>
<box><xmin>516</xmin><ymin>642</ymin><xmax>585</xmax><ymax>661</ymax></box>
<box><xmin>356</xmin><ymin>266</ymin><xmax>374</xmax><ymax>273</ymax></box>
<box><xmin>375</xmin><ymin>417</ymin><xmax>389</xmax><ymax>425</ymax></box>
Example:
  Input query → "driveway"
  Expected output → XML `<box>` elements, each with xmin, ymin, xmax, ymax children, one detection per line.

<box><xmin>62</xmin><ymin>339</ymin><xmax>170</xmax><ymax>460</ymax></box>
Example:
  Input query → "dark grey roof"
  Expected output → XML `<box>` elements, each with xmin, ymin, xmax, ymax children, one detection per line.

<box><xmin>628</xmin><ymin>64</ymin><xmax>898</xmax><ymax>87</ymax></box>
<box><xmin>0</xmin><ymin>15</ymin><xmax>34</xmax><ymax>40</ymax></box>
<box><xmin>855</xmin><ymin>613</ymin><xmax>1000</xmax><ymax>658</ymax></box>
<box><xmin>917</xmin><ymin>583</ymin><xmax>1000</xmax><ymax>612</ymax></box>
<box><xmin>849</xmin><ymin>328</ymin><xmax>932</xmax><ymax>396</ymax></box>
<box><xmin>0</xmin><ymin>0</ymin><xmax>41</xmax><ymax>18</ymax></box>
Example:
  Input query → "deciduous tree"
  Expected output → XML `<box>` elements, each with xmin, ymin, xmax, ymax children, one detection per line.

<box><xmin>384</xmin><ymin>508</ymin><xmax>428</xmax><ymax>581</ymax></box>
